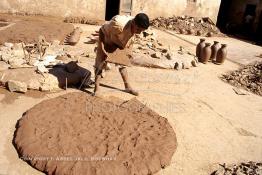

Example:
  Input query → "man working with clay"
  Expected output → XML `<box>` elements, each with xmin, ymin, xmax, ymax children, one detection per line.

<box><xmin>94</xmin><ymin>13</ymin><xmax>150</xmax><ymax>96</ymax></box>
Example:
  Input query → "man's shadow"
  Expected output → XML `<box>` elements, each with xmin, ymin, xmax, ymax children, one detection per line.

<box><xmin>47</xmin><ymin>61</ymin><xmax>93</xmax><ymax>95</ymax></box>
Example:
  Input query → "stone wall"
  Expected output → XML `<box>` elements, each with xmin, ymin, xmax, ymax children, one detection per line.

<box><xmin>0</xmin><ymin>0</ymin><xmax>221</xmax><ymax>23</ymax></box>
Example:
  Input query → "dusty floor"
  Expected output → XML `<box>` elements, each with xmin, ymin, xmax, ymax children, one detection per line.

<box><xmin>0</xmin><ymin>24</ymin><xmax>262</xmax><ymax>175</ymax></box>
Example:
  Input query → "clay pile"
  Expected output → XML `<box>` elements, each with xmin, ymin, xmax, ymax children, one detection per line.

<box><xmin>221</xmin><ymin>62</ymin><xmax>262</xmax><ymax>96</ymax></box>
<box><xmin>0</xmin><ymin>13</ymin><xmax>74</xmax><ymax>45</ymax></box>
<box><xmin>211</xmin><ymin>162</ymin><xmax>262</xmax><ymax>175</ymax></box>
<box><xmin>132</xmin><ymin>29</ymin><xmax>198</xmax><ymax>69</ymax></box>
<box><xmin>150</xmin><ymin>16</ymin><xmax>222</xmax><ymax>37</ymax></box>
<box><xmin>14</xmin><ymin>92</ymin><xmax>177</xmax><ymax>175</ymax></box>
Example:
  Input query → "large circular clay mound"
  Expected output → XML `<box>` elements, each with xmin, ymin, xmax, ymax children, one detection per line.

<box><xmin>14</xmin><ymin>92</ymin><xmax>177</xmax><ymax>175</ymax></box>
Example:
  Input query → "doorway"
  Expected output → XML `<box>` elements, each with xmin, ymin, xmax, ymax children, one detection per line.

<box><xmin>216</xmin><ymin>0</ymin><xmax>232</xmax><ymax>32</ymax></box>
<box><xmin>242</xmin><ymin>4</ymin><xmax>257</xmax><ymax>37</ymax></box>
<box><xmin>256</xmin><ymin>11</ymin><xmax>262</xmax><ymax>45</ymax></box>
<box><xmin>105</xmin><ymin>0</ymin><xmax>120</xmax><ymax>21</ymax></box>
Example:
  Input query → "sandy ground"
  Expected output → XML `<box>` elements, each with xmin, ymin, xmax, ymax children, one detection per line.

<box><xmin>0</xmin><ymin>24</ymin><xmax>262</xmax><ymax>175</ymax></box>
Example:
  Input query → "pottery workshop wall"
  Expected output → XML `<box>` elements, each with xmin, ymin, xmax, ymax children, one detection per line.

<box><xmin>0</xmin><ymin>0</ymin><xmax>221</xmax><ymax>23</ymax></box>
<box><xmin>132</xmin><ymin>0</ymin><xmax>221</xmax><ymax>23</ymax></box>
<box><xmin>0</xmin><ymin>0</ymin><xmax>105</xmax><ymax>20</ymax></box>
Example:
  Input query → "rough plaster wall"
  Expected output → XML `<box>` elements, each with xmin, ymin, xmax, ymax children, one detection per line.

<box><xmin>132</xmin><ymin>0</ymin><xmax>187</xmax><ymax>19</ymax></box>
<box><xmin>0</xmin><ymin>0</ymin><xmax>105</xmax><ymax>20</ymax></box>
<box><xmin>184</xmin><ymin>0</ymin><xmax>221</xmax><ymax>22</ymax></box>
<box><xmin>0</xmin><ymin>0</ymin><xmax>221</xmax><ymax>23</ymax></box>
<box><xmin>132</xmin><ymin>0</ymin><xmax>221</xmax><ymax>23</ymax></box>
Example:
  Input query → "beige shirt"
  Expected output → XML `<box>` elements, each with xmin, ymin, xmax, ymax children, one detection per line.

<box><xmin>101</xmin><ymin>15</ymin><xmax>134</xmax><ymax>49</ymax></box>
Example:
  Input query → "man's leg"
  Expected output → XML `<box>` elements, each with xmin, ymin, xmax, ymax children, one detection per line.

<box><xmin>119</xmin><ymin>67</ymin><xmax>139</xmax><ymax>96</ymax></box>
<box><xmin>94</xmin><ymin>69</ymin><xmax>102</xmax><ymax>95</ymax></box>
<box><xmin>94</xmin><ymin>39</ymin><xmax>106</xmax><ymax>96</ymax></box>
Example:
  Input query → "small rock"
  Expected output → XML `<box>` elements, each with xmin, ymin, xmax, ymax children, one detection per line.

<box><xmin>183</xmin><ymin>62</ymin><xmax>191</xmax><ymax>69</ymax></box>
<box><xmin>12</xmin><ymin>49</ymin><xmax>25</xmax><ymax>58</ymax></box>
<box><xmin>51</xmin><ymin>40</ymin><xmax>61</xmax><ymax>46</ymax></box>
<box><xmin>191</xmin><ymin>60</ymin><xmax>197</xmax><ymax>67</ymax></box>
<box><xmin>174</xmin><ymin>62</ymin><xmax>182</xmax><ymax>70</ymax></box>
<box><xmin>12</xmin><ymin>43</ymin><xmax>23</xmax><ymax>50</ymax></box>
<box><xmin>207</xmin><ymin>32</ymin><xmax>213</xmax><ymax>37</ymax></box>
<box><xmin>37</xmin><ymin>64</ymin><xmax>49</xmax><ymax>74</ymax></box>
<box><xmin>166</xmin><ymin>53</ymin><xmax>173</xmax><ymax>60</ymax></box>
<box><xmin>40</xmin><ymin>85</ymin><xmax>51</xmax><ymax>92</ymax></box>
<box><xmin>187</xmin><ymin>29</ymin><xmax>194</xmax><ymax>35</ymax></box>
<box><xmin>27</xmin><ymin>79</ymin><xmax>41</xmax><ymax>90</ymax></box>
<box><xmin>151</xmin><ymin>52</ymin><xmax>161</xmax><ymax>59</ymax></box>
<box><xmin>179</xmin><ymin>28</ymin><xmax>186</xmax><ymax>34</ymax></box>
<box><xmin>8</xmin><ymin>80</ymin><xmax>27</xmax><ymax>93</ymax></box>
<box><xmin>157</xmin><ymin>42</ymin><xmax>163</xmax><ymax>46</ymax></box>
<box><xmin>0</xmin><ymin>61</ymin><xmax>10</xmax><ymax>71</ymax></box>
<box><xmin>161</xmin><ymin>49</ymin><xmax>168</xmax><ymax>53</ymax></box>
<box><xmin>4</xmin><ymin>42</ymin><xmax>14</xmax><ymax>48</ymax></box>
<box><xmin>8</xmin><ymin>58</ymin><xmax>25</xmax><ymax>67</ymax></box>
<box><xmin>0</xmin><ymin>53</ymin><xmax>11</xmax><ymax>62</ymax></box>
<box><xmin>105</xmin><ymin>63</ymin><xmax>112</xmax><ymax>70</ymax></box>
<box><xmin>196</xmin><ymin>30</ymin><xmax>202</xmax><ymax>36</ymax></box>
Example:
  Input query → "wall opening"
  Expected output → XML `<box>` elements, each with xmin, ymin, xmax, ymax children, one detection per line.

<box><xmin>105</xmin><ymin>0</ymin><xmax>120</xmax><ymax>21</ymax></box>
<box><xmin>216</xmin><ymin>0</ymin><xmax>261</xmax><ymax>45</ymax></box>
<box><xmin>242</xmin><ymin>4</ymin><xmax>257</xmax><ymax>37</ymax></box>
<box><xmin>216</xmin><ymin>0</ymin><xmax>232</xmax><ymax>32</ymax></box>
<box><xmin>256</xmin><ymin>11</ymin><xmax>262</xmax><ymax>45</ymax></box>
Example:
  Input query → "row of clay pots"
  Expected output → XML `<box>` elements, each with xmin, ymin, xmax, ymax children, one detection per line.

<box><xmin>196</xmin><ymin>38</ymin><xmax>227</xmax><ymax>64</ymax></box>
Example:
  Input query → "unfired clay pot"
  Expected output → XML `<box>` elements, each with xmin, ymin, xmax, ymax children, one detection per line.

<box><xmin>196</xmin><ymin>38</ymin><xmax>205</xmax><ymax>60</ymax></box>
<box><xmin>200</xmin><ymin>43</ymin><xmax>211</xmax><ymax>64</ymax></box>
<box><xmin>211</xmin><ymin>41</ymin><xmax>220</xmax><ymax>61</ymax></box>
<box><xmin>216</xmin><ymin>44</ymin><xmax>227</xmax><ymax>64</ymax></box>
<box><xmin>68</xmin><ymin>27</ymin><xmax>82</xmax><ymax>45</ymax></box>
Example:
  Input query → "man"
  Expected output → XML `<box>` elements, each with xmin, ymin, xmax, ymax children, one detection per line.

<box><xmin>94</xmin><ymin>13</ymin><xmax>150</xmax><ymax>96</ymax></box>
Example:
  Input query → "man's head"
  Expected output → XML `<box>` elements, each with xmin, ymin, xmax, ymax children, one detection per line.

<box><xmin>131</xmin><ymin>13</ymin><xmax>150</xmax><ymax>34</ymax></box>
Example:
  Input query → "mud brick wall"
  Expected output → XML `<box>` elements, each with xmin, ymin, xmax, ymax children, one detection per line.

<box><xmin>0</xmin><ymin>0</ymin><xmax>221</xmax><ymax>23</ymax></box>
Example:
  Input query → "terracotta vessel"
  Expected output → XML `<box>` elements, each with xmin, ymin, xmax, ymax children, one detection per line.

<box><xmin>196</xmin><ymin>38</ymin><xmax>205</xmax><ymax>60</ymax></box>
<box><xmin>200</xmin><ymin>43</ymin><xmax>211</xmax><ymax>64</ymax></box>
<box><xmin>216</xmin><ymin>44</ymin><xmax>227</xmax><ymax>64</ymax></box>
<box><xmin>211</xmin><ymin>41</ymin><xmax>220</xmax><ymax>61</ymax></box>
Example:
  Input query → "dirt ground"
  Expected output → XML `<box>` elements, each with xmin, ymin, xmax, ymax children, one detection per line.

<box><xmin>0</xmin><ymin>23</ymin><xmax>262</xmax><ymax>175</ymax></box>
<box><xmin>0</xmin><ymin>14</ymin><xmax>74</xmax><ymax>44</ymax></box>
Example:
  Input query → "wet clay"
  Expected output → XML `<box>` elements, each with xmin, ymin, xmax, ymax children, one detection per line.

<box><xmin>0</xmin><ymin>14</ymin><xmax>74</xmax><ymax>44</ymax></box>
<box><xmin>14</xmin><ymin>92</ymin><xmax>177</xmax><ymax>175</ymax></box>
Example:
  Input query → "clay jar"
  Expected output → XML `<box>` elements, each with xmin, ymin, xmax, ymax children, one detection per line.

<box><xmin>200</xmin><ymin>43</ymin><xmax>211</xmax><ymax>64</ymax></box>
<box><xmin>196</xmin><ymin>38</ymin><xmax>205</xmax><ymax>60</ymax></box>
<box><xmin>211</xmin><ymin>41</ymin><xmax>220</xmax><ymax>62</ymax></box>
<box><xmin>216</xmin><ymin>44</ymin><xmax>228</xmax><ymax>64</ymax></box>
